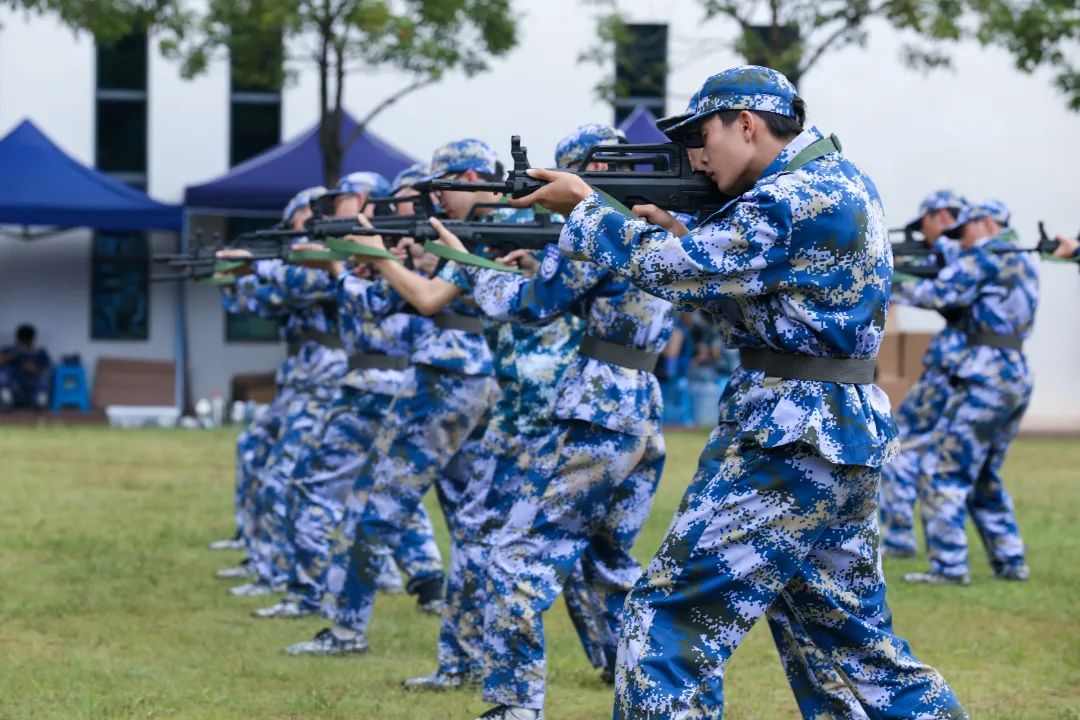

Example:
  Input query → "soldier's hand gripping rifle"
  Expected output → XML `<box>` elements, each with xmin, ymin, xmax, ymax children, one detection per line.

<box><xmin>424</xmin><ymin>136</ymin><xmax>728</xmax><ymax>215</ymax></box>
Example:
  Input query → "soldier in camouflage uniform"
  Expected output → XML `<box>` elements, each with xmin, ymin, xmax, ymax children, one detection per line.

<box><xmin>223</xmin><ymin>175</ymin><xmax>394</xmax><ymax>598</ymax></box>
<box><xmin>400</xmin><ymin>132</ymin><xmax>645</xmax><ymax>693</ymax></box>
<box><xmin>211</xmin><ymin>186</ymin><xmax>325</xmax><ymax>563</ymax></box>
<box><xmin>284</xmin><ymin>142</ymin><xmax>506</xmax><ymax>656</ymax></box>
<box><xmin>440</xmin><ymin>220</ymin><xmax>671</xmax><ymax>720</ymax></box>
<box><xmin>521</xmin><ymin>65</ymin><xmax>966</xmax><ymax>719</ymax></box>
<box><xmin>896</xmin><ymin>201</ymin><xmax>1035</xmax><ymax>585</ymax></box>
<box><xmin>879</xmin><ymin>190</ymin><xmax>968</xmax><ymax>557</ymax></box>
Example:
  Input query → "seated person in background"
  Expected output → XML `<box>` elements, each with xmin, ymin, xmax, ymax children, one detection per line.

<box><xmin>0</xmin><ymin>324</ymin><xmax>52</xmax><ymax>411</ymax></box>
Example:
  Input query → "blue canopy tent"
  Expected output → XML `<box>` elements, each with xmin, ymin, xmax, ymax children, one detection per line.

<box><xmin>184</xmin><ymin>110</ymin><xmax>419</xmax><ymax>213</ymax></box>
<box><xmin>178</xmin><ymin>112</ymin><xmax>419</xmax><ymax>415</ymax></box>
<box><xmin>618</xmin><ymin>106</ymin><xmax>669</xmax><ymax>145</ymax></box>
<box><xmin>0</xmin><ymin>119</ymin><xmax>182</xmax><ymax>232</ymax></box>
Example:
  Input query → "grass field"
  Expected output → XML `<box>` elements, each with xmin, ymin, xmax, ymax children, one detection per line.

<box><xmin>1</xmin><ymin>427</ymin><xmax>1078</xmax><ymax>719</ymax></box>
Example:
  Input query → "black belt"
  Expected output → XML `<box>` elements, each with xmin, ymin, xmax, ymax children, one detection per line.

<box><xmin>966</xmin><ymin>332</ymin><xmax>1023</xmax><ymax>352</ymax></box>
<box><xmin>579</xmin><ymin>336</ymin><xmax>661</xmax><ymax>372</ymax></box>
<box><xmin>348</xmin><ymin>353</ymin><xmax>410</xmax><ymax>372</ymax></box>
<box><xmin>288</xmin><ymin>330</ymin><xmax>344</xmax><ymax>355</ymax></box>
<box><xmin>739</xmin><ymin>347</ymin><xmax>876</xmax><ymax>384</ymax></box>
<box><xmin>433</xmin><ymin>312</ymin><xmax>485</xmax><ymax>334</ymax></box>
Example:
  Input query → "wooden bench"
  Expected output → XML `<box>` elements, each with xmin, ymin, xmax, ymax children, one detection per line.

<box><xmin>92</xmin><ymin>357</ymin><xmax>176</xmax><ymax>408</ymax></box>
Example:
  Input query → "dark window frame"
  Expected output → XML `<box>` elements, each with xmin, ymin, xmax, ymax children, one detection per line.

<box><xmin>90</xmin><ymin>231</ymin><xmax>150</xmax><ymax>341</ymax></box>
<box><xmin>614</xmin><ymin>23</ymin><xmax>669</xmax><ymax>126</ymax></box>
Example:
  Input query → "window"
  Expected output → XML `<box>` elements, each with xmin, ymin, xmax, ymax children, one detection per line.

<box><xmin>223</xmin><ymin>216</ymin><xmax>282</xmax><ymax>343</ymax></box>
<box><xmin>96</xmin><ymin>33</ymin><xmax>148</xmax><ymax>189</ymax></box>
<box><xmin>94</xmin><ymin>36</ymin><xmax>150</xmax><ymax>341</ymax></box>
<box><xmin>91</xmin><ymin>232</ymin><xmax>149</xmax><ymax>340</ymax></box>
<box><xmin>229</xmin><ymin>33</ymin><xmax>282</xmax><ymax>166</ymax></box>
<box><xmin>613</xmin><ymin>23</ymin><xmax>668</xmax><ymax>126</ymax></box>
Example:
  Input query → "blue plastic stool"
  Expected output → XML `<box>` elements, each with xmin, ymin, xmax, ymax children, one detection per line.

<box><xmin>51</xmin><ymin>363</ymin><xmax>90</xmax><ymax>412</ymax></box>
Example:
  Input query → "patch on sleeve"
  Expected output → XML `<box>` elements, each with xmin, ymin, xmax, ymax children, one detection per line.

<box><xmin>539</xmin><ymin>244</ymin><xmax>561</xmax><ymax>281</ymax></box>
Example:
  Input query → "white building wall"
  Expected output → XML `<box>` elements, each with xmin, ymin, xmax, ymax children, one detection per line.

<box><xmin>1</xmin><ymin>0</ymin><xmax>1078</xmax><ymax>426</ymax></box>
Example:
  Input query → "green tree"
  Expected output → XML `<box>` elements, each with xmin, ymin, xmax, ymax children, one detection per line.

<box><xmin>3</xmin><ymin>0</ymin><xmax>518</xmax><ymax>184</ymax></box>
<box><xmin>584</xmin><ymin>0</ymin><xmax>1080</xmax><ymax>111</ymax></box>
<box><xmin>162</xmin><ymin>0</ymin><xmax>517</xmax><ymax>184</ymax></box>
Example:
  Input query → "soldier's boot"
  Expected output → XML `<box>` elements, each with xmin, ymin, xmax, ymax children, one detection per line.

<box><xmin>474</xmin><ymin>706</ymin><xmax>543</xmax><ymax>720</ymax></box>
<box><xmin>252</xmin><ymin>599</ymin><xmax>314</xmax><ymax>619</ymax></box>
<box><xmin>902</xmin><ymin>571</ymin><xmax>971</xmax><ymax>586</ymax></box>
<box><xmin>208</xmin><ymin>538</ymin><xmax>245</xmax><ymax>551</ymax></box>
<box><xmin>215</xmin><ymin>561</ymin><xmax>254</xmax><ymax>580</ymax></box>
<box><xmin>401</xmin><ymin>669</ymin><xmax>474</xmax><ymax>692</ymax></box>
<box><xmin>285</xmin><ymin>626</ymin><xmax>368</xmax><ymax>656</ymax></box>
<box><xmin>408</xmin><ymin>573</ymin><xmax>446</xmax><ymax>615</ymax></box>
<box><xmin>994</xmin><ymin>562</ymin><xmax>1030</xmax><ymax>581</ymax></box>
<box><xmin>229</xmin><ymin>581</ymin><xmax>280</xmax><ymax>597</ymax></box>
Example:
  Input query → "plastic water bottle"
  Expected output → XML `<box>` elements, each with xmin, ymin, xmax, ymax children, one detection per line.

<box><xmin>195</xmin><ymin>398</ymin><xmax>212</xmax><ymax>429</ymax></box>
<box><xmin>211</xmin><ymin>394</ymin><xmax>225</xmax><ymax>428</ymax></box>
<box><xmin>230</xmin><ymin>401</ymin><xmax>246</xmax><ymax>425</ymax></box>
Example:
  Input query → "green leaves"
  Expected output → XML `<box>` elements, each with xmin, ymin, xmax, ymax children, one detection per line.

<box><xmin>583</xmin><ymin>0</ymin><xmax>1080</xmax><ymax>112</ymax></box>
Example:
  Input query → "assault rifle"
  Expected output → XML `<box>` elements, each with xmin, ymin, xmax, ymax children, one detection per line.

<box><xmin>891</xmin><ymin>222</ymin><xmax>1075</xmax><ymax>283</ymax></box>
<box><xmin>424</xmin><ymin>136</ymin><xmax>728</xmax><ymax>215</ymax></box>
<box><xmin>337</xmin><ymin>208</ymin><xmax>563</xmax><ymax>257</ymax></box>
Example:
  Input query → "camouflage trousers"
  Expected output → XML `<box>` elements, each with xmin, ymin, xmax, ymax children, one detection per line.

<box><xmin>679</xmin><ymin>424</ymin><xmax>869</xmax><ymax>719</ymax></box>
<box><xmin>918</xmin><ymin>372</ymin><xmax>1030</xmax><ymax>578</ymax></box>
<box><xmin>282</xmin><ymin>387</ymin><xmax>442</xmax><ymax>611</ymax></box>
<box><xmin>879</xmin><ymin>367</ymin><xmax>952</xmax><ymax>554</ymax></box>
<box><xmin>482</xmin><ymin>421</ymin><xmax>665</xmax><ymax>711</ymax></box>
<box><xmin>322</xmin><ymin>365</ymin><xmax>499</xmax><ymax>631</ymax></box>
<box><xmin>249</xmin><ymin>393</ymin><xmax>333</xmax><ymax>586</ymax></box>
<box><xmin>614</xmin><ymin>422</ymin><xmax>966</xmax><ymax>720</ymax></box>
<box><xmin>436</xmin><ymin>424</ymin><xmax>612</xmax><ymax>679</ymax></box>
<box><xmin>234</xmin><ymin>389</ymin><xmax>292</xmax><ymax>550</ymax></box>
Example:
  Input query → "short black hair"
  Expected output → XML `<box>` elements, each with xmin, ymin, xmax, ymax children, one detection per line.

<box><xmin>16</xmin><ymin>324</ymin><xmax>35</xmax><ymax>344</ymax></box>
<box><xmin>716</xmin><ymin>96</ymin><xmax>806</xmax><ymax>139</ymax></box>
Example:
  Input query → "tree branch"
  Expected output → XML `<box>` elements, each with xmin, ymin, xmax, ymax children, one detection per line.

<box><xmin>342</xmin><ymin>76</ymin><xmax>438</xmax><ymax>152</ymax></box>
<box><xmin>799</xmin><ymin>3</ymin><xmax>880</xmax><ymax>76</ymax></box>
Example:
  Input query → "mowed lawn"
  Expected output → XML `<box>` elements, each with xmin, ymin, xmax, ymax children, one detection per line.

<box><xmin>0</xmin><ymin>427</ymin><xmax>1078</xmax><ymax>720</ymax></box>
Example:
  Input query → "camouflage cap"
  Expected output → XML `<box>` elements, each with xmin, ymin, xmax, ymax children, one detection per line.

<box><xmin>425</xmin><ymin>138</ymin><xmax>500</xmax><ymax>180</ymax></box>
<box><xmin>391</xmin><ymin>162</ymin><xmax>429</xmax><ymax>194</ymax></box>
<box><xmin>943</xmin><ymin>202</ymin><xmax>994</xmax><ymax>239</ymax></box>
<box><xmin>666</xmin><ymin>65</ymin><xmax>798</xmax><ymax>136</ymax></box>
<box><xmin>657</xmin><ymin>88</ymin><xmax>703</xmax><ymax>141</ymax></box>
<box><xmin>282</xmin><ymin>185</ymin><xmax>327</xmax><ymax>223</ymax></box>
<box><xmin>554</xmin><ymin>124</ymin><xmax>626</xmax><ymax>169</ymax></box>
<box><xmin>334</xmin><ymin>171</ymin><xmax>392</xmax><ymax>199</ymax></box>
<box><xmin>904</xmin><ymin>189</ymin><xmax>969</xmax><ymax>231</ymax></box>
<box><xmin>982</xmin><ymin>198</ymin><xmax>1011</xmax><ymax>227</ymax></box>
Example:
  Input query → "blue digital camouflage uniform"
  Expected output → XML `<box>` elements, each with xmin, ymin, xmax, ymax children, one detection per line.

<box><xmin>893</xmin><ymin>206</ymin><xmax>1036</xmax><ymax>579</ymax></box>
<box><xmin>880</xmin><ymin>189</ymin><xmax>969</xmax><ymax>555</ymax></box>
<box><xmin>220</xmin><ymin>272</ymin><xmax>290</xmax><ymax>550</ymax></box>
<box><xmin>455</xmin><ymin>244</ymin><xmax>672</xmax><ymax>711</ymax></box>
<box><xmin>559</xmin><ymin>65</ymin><xmax>966</xmax><ymax>720</ymax></box>
<box><xmin>244</xmin><ymin>260</ymin><xmax>347</xmax><ymax>588</ymax></box>
<box><xmin>280</xmin><ymin>270</ymin><xmax>443</xmax><ymax>611</ymax></box>
<box><xmin>433</xmin><ymin>206</ymin><xmax>591</xmax><ymax>680</ymax></box>
<box><xmin>321</xmin><ymin>289</ymin><xmax>500</xmax><ymax>632</ymax></box>
<box><xmin>220</xmin><ymin>185</ymin><xmax>327</xmax><ymax>557</ymax></box>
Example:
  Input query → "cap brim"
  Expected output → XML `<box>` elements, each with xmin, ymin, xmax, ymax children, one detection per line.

<box><xmin>903</xmin><ymin>213</ymin><xmax>925</xmax><ymax>233</ymax></box>
<box><xmin>942</xmin><ymin>221</ymin><xmax>966</xmax><ymax>239</ymax></box>
<box><xmin>666</xmin><ymin>109</ymin><xmax>718</xmax><ymax>136</ymax></box>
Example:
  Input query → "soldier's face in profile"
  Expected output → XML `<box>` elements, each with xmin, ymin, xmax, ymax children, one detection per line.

<box><xmin>334</xmin><ymin>193</ymin><xmax>362</xmax><ymax>218</ymax></box>
<box><xmin>394</xmin><ymin>188</ymin><xmax>419</xmax><ymax>217</ymax></box>
<box><xmin>434</xmin><ymin>170</ymin><xmax>484</xmax><ymax>219</ymax></box>
<box><xmin>289</xmin><ymin>205</ymin><xmax>313</xmax><ymax>231</ymax></box>
<box><xmin>960</xmin><ymin>218</ymin><xmax>994</xmax><ymax>248</ymax></box>
<box><xmin>920</xmin><ymin>209</ymin><xmax>953</xmax><ymax>243</ymax></box>
<box><xmin>698</xmin><ymin>114</ymin><xmax>756</xmax><ymax>196</ymax></box>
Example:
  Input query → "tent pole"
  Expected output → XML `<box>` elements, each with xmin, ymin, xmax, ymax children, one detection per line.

<box><xmin>174</xmin><ymin>209</ymin><xmax>189</xmax><ymax>415</ymax></box>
